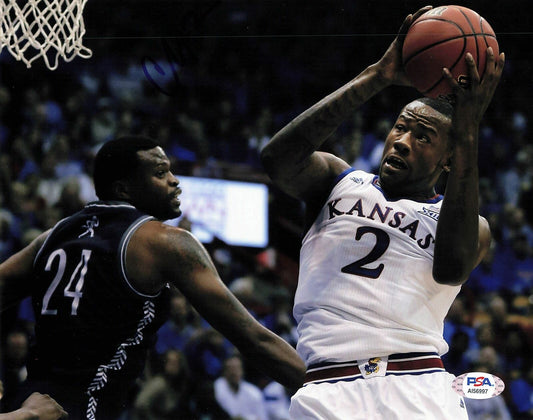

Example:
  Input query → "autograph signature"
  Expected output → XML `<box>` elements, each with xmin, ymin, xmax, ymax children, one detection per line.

<box><xmin>142</xmin><ymin>1</ymin><xmax>220</xmax><ymax>96</ymax></box>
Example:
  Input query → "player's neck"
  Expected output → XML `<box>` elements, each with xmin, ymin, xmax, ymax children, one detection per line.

<box><xmin>376</xmin><ymin>178</ymin><xmax>437</xmax><ymax>201</ymax></box>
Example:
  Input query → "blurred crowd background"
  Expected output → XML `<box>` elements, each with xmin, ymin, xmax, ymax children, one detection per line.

<box><xmin>1</xmin><ymin>1</ymin><xmax>532</xmax><ymax>419</ymax></box>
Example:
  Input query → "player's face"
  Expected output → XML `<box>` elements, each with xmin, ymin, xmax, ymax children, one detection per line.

<box><xmin>127</xmin><ymin>146</ymin><xmax>182</xmax><ymax>220</ymax></box>
<box><xmin>378</xmin><ymin>101</ymin><xmax>452</xmax><ymax>199</ymax></box>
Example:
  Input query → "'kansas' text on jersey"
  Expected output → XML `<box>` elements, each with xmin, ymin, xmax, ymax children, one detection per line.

<box><xmin>293</xmin><ymin>169</ymin><xmax>461</xmax><ymax>366</ymax></box>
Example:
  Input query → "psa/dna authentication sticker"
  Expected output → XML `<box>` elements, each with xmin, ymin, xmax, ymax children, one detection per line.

<box><xmin>452</xmin><ymin>372</ymin><xmax>505</xmax><ymax>399</ymax></box>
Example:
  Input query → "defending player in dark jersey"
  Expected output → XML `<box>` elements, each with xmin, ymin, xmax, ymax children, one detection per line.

<box><xmin>0</xmin><ymin>136</ymin><xmax>305</xmax><ymax>420</ymax></box>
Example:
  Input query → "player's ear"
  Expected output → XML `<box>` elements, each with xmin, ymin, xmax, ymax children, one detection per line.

<box><xmin>440</xmin><ymin>146</ymin><xmax>453</xmax><ymax>173</ymax></box>
<box><xmin>442</xmin><ymin>137</ymin><xmax>453</xmax><ymax>172</ymax></box>
<box><xmin>112</xmin><ymin>180</ymin><xmax>131</xmax><ymax>200</ymax></box>
<box><xmin>442</xmin><ymin>149</ymin><xmax>453</xmax><ymax>172</ymax></box>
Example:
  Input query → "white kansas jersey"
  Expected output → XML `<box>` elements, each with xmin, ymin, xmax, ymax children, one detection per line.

<box><xmin>293</xmin><ymin>169</ymin><xmax>461</xmax><ymax>367</ymax></box>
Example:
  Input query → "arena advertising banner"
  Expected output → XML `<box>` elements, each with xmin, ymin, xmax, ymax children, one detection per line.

<box><xmin>168</xmin><ymin>176</ymin><xmax>269</xmax><ymax>248</ymax></box>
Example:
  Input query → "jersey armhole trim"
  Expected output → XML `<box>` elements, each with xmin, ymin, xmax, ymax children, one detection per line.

<box><xmin>119</xmin><ymin>215</ymin><xmax>160</xmax><ymax>298</ymax></box>
<box><xmin>332</xmin><ymin>167</ymin><xmax>356</xmax><ymax>189</ymax></box>
<box><xmin>33</xmin><ymin>216</ymin><xmax>69</xmax><ymax>268</ymax></box>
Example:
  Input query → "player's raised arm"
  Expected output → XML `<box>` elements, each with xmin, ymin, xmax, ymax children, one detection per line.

<box><xmin>433</xmin><ymin>47</ymin><xmax>505</xmax><ymax>285</ymax></box>
<box><xmin>260</xmin><ymin>6</ymin><xmax>432</xmax><ymax>204</ymax></box>
<box><xmin>126</xmin><ymin>222</ymin><xmax>306</xmax><ymax>390</ymax></box>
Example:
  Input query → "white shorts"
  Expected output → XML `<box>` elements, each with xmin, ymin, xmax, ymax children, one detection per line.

<box><xmin>289</xmin><ymin>372</ymin><xmax>468</xmax><ymax>420</ymax></box>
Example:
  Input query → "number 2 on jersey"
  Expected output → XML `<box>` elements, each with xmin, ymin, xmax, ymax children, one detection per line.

<box><xmin>41</xmin><ymin>249</ymin><xmax>92</xmax><ymax>315</ymax></box>
<box><xmin>341</xmin><ymin>226</ymin><xmax>390</xmax><ymax>279</ymax></box>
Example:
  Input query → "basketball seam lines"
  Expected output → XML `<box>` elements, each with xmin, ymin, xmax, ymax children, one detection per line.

<box><xmin>479</xmin><ymin>18</ymin><xmax>492</xmax><ymax>48</ymax></box>
<box><xmin>404</xmin><ymin>34</ymin><xmax>467</xmax><ymax>94</ymax></box>
<box><xmin>403</xmin><ymin>33</ymin><xmax>495</xmax><ymax>65</ymax></box>
<box><xmin>458</xmin><ymin>9</ymin><xmax>480</xmax><ymax>63</ymax></box>
<box><xmin>404</xmin><ymin>7</ymin><xmax>496</xmax><ymax>95</ymax></box>
<box><xmin>404</xmin><ymin>18</ymin><xmax>494</xmax><ymax>94</ymax></box>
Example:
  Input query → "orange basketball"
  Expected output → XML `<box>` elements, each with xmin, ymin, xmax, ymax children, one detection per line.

<box><xmin>402</xmin><ymin>5</ymin><xmax>499</xmax><ymax>98</ymax></box>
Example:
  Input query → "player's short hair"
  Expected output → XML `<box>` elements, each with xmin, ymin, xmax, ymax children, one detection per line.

<box><xmin>93</xmin><ymin>136</ymin><xmax>160</xmax><ymax>200</ymax></box>
<box><xmin>414</xmin><ymin>96</ymin><xmax>454</xmax><ymax>120</ymax></box>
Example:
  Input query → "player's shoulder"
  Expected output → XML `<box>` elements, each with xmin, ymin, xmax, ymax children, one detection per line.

<box><xmin>34</xmin><ymin>228</ymin><xmax>53</xmax><ymax>248</ymax></box>
<box><xmin>132</xmin><ymin>221</ymin><xmax>202</xmax><ymax>257</ymax></box>
<box><xmin>134</xmin><ymin>220</ymin><xmax>191</xmax><ymax>242</ymax></box>
<box><xmin>478</xmin><ymin>214</ymin><xmax>492</xmax><ymax>250</ymax></box>
<box><xmin>126</xmin><ymin>221</ymin><xmax>207</xmax><ymax>290</ymax></box>
<box><xmin>341</xmin><ymin>168</ymin><xmax>374</xmax><ymax>182</ymax></box>
<box><xmin>331</xmin><ymin>168</ymin><xmax>375</xmax><ymax>191</ymax></box>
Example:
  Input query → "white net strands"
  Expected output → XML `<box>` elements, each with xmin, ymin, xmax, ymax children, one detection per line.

<box><xmin>1</xmin><ymin>0</ymin><xmax>92</xmax><ymax>70</ymax></box>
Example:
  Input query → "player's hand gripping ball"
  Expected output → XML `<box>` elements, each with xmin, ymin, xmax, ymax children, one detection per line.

<box><xmin>402</xmin><ymin>5</ymin><xmax>499</xmax><ymax>98</ymax></box>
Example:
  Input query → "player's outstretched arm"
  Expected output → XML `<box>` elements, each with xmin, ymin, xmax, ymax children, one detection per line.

<box><xmin>0</xmin><ymin>392</ymin><xmax>68</xmax><ymax>420</ymax></box>
<box><xmin>126</xmin><ymin>222</ymin><xmax>306</xmax><ymax>389</ymax></box>
<box><xmin>0</xmin><ymin>231</ymin><xmax>50</xmax><ymax>312</ymax></box>
<box><xmin>260</xmin><ymin>6</ymin><xmax>432</xmax><ymax>204</ymax></box>
<box><xmin>433</xmin><ymin>47</ymin><xmax>505</xmax><ymax>285</ymax></box>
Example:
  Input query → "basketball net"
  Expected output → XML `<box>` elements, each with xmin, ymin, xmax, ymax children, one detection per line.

<box><xmin>0</xmin><ymin>0</ymin><xmax>92</xmax><ymax>70</ymax></box>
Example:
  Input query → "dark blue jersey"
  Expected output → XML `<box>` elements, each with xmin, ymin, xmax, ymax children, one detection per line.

<box><xmin>27</xmin><ymin>201</ymin><xmax>171</xmax><ymax>419</ymax></box>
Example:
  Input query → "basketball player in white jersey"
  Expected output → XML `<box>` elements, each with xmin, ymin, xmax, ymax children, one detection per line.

<box><xmin>261</xmin><ymin>6</ymin><xmax>505</xmax><ymax>419</ymax></box>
